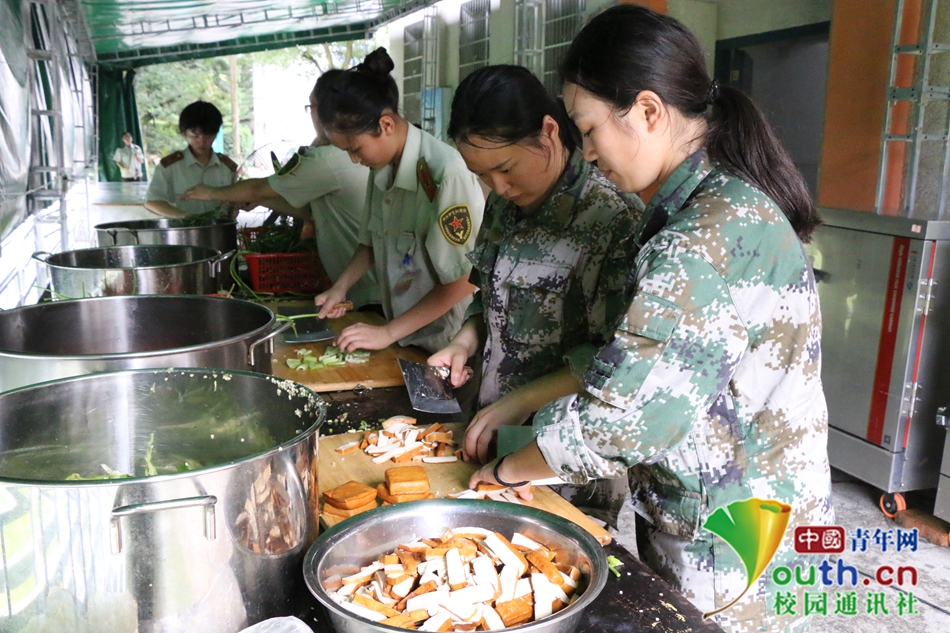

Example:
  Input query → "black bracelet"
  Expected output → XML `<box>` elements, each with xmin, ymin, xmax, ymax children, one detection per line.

<box><xmin>492</xmin><ymin>455</ymin><xmax>530</xmax><ymax>488</ymax></box>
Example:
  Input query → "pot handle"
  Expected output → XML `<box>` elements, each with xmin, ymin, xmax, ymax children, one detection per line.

<box><xmin>104</xmin><ymin>227</ymin><xmax>138</xmax><ymax>244</ymax></box>
<box><xmin>248</xmin><ymin>320</ymin><xmax>293</xmax><ymax>366</ymax></box>
<box><xmin>209</xmin><ymin>249</ymin><xmax>238</xmax><ymax>278</ymax></box>
<box><xmin>31</xmin><ymin>251</ymin><xmax>53</xmax><ymax>263</ymax></box>
<box><xmin>111</xmin><ymin>495</ymin><xmax>217</xmax><ymax>554</ymax></box>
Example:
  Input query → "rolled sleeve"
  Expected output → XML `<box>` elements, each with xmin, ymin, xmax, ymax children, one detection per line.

<box><xmin>533</xmin><ymin>249</ymin><xmax>749</xmax><ymax>481</ymax></box>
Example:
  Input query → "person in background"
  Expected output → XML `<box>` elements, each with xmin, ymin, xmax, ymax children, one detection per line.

<box><xmin>181</xmin><ymin>85</ymin><xmax>380</xmax><ymax>310</ymax></box>
<box><xmin>145</xmin><ymin>101</ymin><xmax>238</xmax><ymax>218</ymax></box>
<box><xmin>469</xmin><ymin>6</ymin><xmax>832</xmax><ymax>633</ymax></box>
<box><xmin>313</xmin><ymin>48</ymin><xmax>485</xmax><ymax>354</ymax></box>
<box><xmin>113</xmin><ymin>132</ymin><xmax>144</xmax><ymax>182</ymax></box>
<box><xmin>427</xmin><ymin>65</ymin><xmax>643</xmax><ymax>523</ymax></box>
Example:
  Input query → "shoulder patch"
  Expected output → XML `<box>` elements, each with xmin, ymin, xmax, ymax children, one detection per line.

<box><xmin>417</xmin><ymin>157</ymin><xmax>437</xmax><ymax>203</ymax></box>
<box><xmin>160</xmin><ymin>151</ymin><xmax>184</xmax><ymax>168</ymax></box>
<box><xmin>439</xmin><ymin>204</ymin><xmax>473</xmax><ymax>247</ymax></box>
<box><xmin>218</xmin><ymin>153</ymin><xmax>239</xmax><ymax>172</ymax></box>
<box><xmin>276</xmin><ymin>151</ymin><xmax>302</xmax><ymax>177</ymax></box>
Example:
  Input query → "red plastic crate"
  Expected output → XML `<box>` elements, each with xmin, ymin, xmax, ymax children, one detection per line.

<box><xmin>241</xmin><ymin>228</ymin><xmax>329</xmax><ymax>294</ymax></box>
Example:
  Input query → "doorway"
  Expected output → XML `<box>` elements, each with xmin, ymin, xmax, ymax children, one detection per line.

<box><xmin>714</xmin><ymin>22</ymin><xmax>830</xmax><ymax>197</ymax></box>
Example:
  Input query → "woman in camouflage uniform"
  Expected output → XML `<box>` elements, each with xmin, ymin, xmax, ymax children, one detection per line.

<box><xmin>429</xmin><ymin>68</ymin><xmax>643</xmax><ymax>522</ymax></box>
<box><xmin>469</xmin><ymin>7</ymin><xmax>834</xmax><ymax>633</ymax></box>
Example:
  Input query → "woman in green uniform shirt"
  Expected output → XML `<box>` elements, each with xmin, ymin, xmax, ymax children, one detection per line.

<box><xmin>428</xmin><ymin>67</ymin><xmax>643</xmax><ymax>495</ymax></box>
<box><xmin>313</xmin><ymin>48</ymin><xmax>485</xmax><ymax>354</ymax></box>
<box><xmin>470</xmin><ymin>6</ymin><xmax>832</xmax><ymax>633</ymax></box>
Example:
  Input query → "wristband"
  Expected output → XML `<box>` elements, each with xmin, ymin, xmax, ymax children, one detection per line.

<box><xmin>492</xmin><ymin>455</ymin><xmax>530</xmax><ymax>488</ymax></box>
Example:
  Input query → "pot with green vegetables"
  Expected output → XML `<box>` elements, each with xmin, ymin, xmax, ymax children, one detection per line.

<box><xmin>0</xmin><ymin>368</ymin><xmax>326</xmax><ymax>633</ymax></box>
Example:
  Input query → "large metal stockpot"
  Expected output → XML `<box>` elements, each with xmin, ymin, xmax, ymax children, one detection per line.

<box><xmin>304</xmin><ymin>499</ymin><xmax>608</xmax><ymax>633</ymax></box>
<box><xmin>0</xmin><ymin>368</ymin><xmax>325</xmax><ymax>633</ymax></box>
<box><xmin>96</xmin><ymin>218</ymin><xmax>239</xmax><ymax>254</ymax></box>
<box><xmin>33</xmin><ymin>244</ymin><xmax>231</xmax><ymax>299</ymax></box>
<box><xmin>0</xmin><ymin>295</ymin><xmax>290</xmax><ymax>392</ymax></box>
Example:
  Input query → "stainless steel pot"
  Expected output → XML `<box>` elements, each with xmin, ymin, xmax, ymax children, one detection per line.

<box><xmin>96</xmin><ymin>218</ymin><xmax>239</xmax><ymax>254</ymax></box>
<box><xmin>0</xmin><ymin>368</ymin><xmax>326</xmax><ymax>633</ymax></box>
<box><xmin>304</xmin><ymin>499</ymin><xmax>608</xmax><ymax>633</ymax></box>
<box><xmin>0</xmin><ymin>295</ymin><xmax>290</xmax><ymax>392</ymax></box>
<box><xmin>33</xmin><ymin>244</ymin><xmax>233</xmax><ymax>299</ymax></box>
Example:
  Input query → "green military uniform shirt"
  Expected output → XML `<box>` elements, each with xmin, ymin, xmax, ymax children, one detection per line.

<box><xmin>467</xmin><ymin>149</ymin><xmax>643</xmax><ymax>407</ymax></box>
<box><xmin>146</xmin><ymin>148</ymin><xmax>237</xmax><ymax>216</ymax></box>
<box><xmin>268</xmin><ymin>144</ymin><xmax>380</xmax><ymax>309</ymax></box>
<box><xmin>358</xmin><ymin>124</ymin><xmax>485</xmax><ymax>353</ymax></box>
<box><xmin>532</xmin><ymin>151</ymin><xmax>833</xmax><ymax>633</ymax></box>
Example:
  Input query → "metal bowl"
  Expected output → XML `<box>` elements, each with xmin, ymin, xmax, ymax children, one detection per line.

<box><xmin>304</xmin><ymin>499</ymin><xmax>608</xmax><ymax>633</ymax></box>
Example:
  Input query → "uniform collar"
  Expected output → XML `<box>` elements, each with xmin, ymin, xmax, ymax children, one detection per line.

<box><xmin>488</xmin><ymin>147</ymin><xmax>588</xmax><ymax>234</ymax></box>
<box><xmin>183</xmin><ymin>147</ymin><xmax>222</xmax><ymax>169</ymax></box>
<box><xmin>633</xmin><ymin>149</ymin><xmax>713</xmax><ymax>248</ymax></box>
<box><xmin>374</xmin><ymin>124</ymin><xmax>422</xmax><ymax>193</ymax></box>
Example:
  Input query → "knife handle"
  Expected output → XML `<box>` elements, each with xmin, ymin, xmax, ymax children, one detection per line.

<box><xmin>333</xmin><ymin>301</ymin><xmax>354</xmax><ymax>312</ymax></box>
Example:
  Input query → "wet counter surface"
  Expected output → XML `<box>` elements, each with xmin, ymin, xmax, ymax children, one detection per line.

<box><xmin>306</xmin><ymin>384</ymin><xmax>724</xmax><ymax>633</ymax></box>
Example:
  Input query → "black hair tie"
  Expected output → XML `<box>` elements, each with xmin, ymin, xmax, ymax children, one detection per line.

<box><xmin>492</xmin><ymin>455</ymin><xmax>530</xmax><ymax>488</ymax></box>
<box><xmin>705</xmin><ymin>79</ymin><xmax>720</xmax><ymax>106</ymax></box>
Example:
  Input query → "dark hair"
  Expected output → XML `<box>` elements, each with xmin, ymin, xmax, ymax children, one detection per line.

<box><xmin>448</xmin><ymin>65</ymin><xmax>581</xmax><ymax>154</ymax></box>
<box><xmin>560</xmin><ymin>4</ymin><xmax>820</xmax><ymax>242</ymax></box>
<box><xmin>178</xmin><ymin>101</ymin><xmax>223</xmax><ymax>136</ymax></box>
<box><xmin>315</xmin><ymin>48</ymin><xmax>400</xmax><ymax>136</ymax></box>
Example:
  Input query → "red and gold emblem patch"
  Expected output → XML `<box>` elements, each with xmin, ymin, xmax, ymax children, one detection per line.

<box><xmin>439</xmin><ymin>205</ymin><xmax>473</xmax><ymax>246</ymax></box>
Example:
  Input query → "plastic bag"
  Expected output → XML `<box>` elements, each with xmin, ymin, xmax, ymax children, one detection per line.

<box><xmin>238</xmin><ymin>616</ymin><xmax>312</xmax><ymax>633</ymax></box>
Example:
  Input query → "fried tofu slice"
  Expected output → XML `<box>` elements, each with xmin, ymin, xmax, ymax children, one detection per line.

<box><xmin>385</xmin><ymin>465</ymin><xmax>430</xmax><ymax>494</ymax></box>
<box><xmin>324</xmin><ymin>481</ymin><xmax>378</xmax><ymax>510</ymax></box>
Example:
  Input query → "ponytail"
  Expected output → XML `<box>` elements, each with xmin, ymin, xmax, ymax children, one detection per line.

<box><xmin>706</xmin><ymin>84</ymin><xmax>821</xmax><ymax>242</ymax></box>
<box><xmin>561</xmin><ymin>4</ymin><xmax>820</xmax><ymax>242</ymax></box>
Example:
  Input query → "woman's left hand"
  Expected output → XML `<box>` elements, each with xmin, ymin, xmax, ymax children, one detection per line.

<box><xmin>334</xmin><ymin>322</ymin><xmax>395</xmax><ymax>352</ymax></box>
<box><xmin>463</xmin><ymin>393</ymin><xmax>532</xmax><ymax>464</ymax></box>
<box><xmin>469</xmin><ymin>459</ymin><xmax>534</xmax><ymax>501</ymax></box>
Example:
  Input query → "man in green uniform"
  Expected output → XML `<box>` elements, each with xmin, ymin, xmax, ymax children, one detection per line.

<box><xmin>145</xmin><ymin>101</ymin><xmax>237</xmax><ymax>218</ymax></box>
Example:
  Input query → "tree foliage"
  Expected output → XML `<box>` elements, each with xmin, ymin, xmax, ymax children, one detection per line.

<box><xmin>134</xmin><ymin>36</ymin><xmax>383</xmax><ymax>166</ymax></box>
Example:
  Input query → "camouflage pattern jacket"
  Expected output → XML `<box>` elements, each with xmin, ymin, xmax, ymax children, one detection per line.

<box><xmin>532</xmin><ymin>150</ymin><xmax>833</xmax><ymax>541</ymax></box>
<box><xmin>467</xmin><ymin>149</ymin><xmax>643</xmax><ymax>407</ymax></box>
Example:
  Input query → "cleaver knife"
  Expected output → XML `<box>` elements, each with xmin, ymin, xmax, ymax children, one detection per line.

<box><xmin>398</xmin><ymin>359</ymin><xmax>462</xmax><ymax>414</ymax></box>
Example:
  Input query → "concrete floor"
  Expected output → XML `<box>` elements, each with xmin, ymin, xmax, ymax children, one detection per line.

<box><xmin>611</xmin><ymin>469</ymin><xmax>950</xmax><ymax>632</ymax></box>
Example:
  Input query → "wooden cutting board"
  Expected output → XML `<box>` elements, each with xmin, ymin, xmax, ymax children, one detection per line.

<box><xmin>270</xmin><ymin>307</ymin><xmax>429</xmax><ymax>392</ymax></box>
<box><xmin>318</xmin><ymin>423</ymin><xmax>612</xmax><ymax>545</ymax></box>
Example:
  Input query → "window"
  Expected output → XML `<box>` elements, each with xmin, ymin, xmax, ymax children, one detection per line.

<box><xmin>542</xmin><ymin>0</ymin><xmax>584</xmax><ymax>95</ymax></box>
<box><xmin>459</xmin><ymin>0</ymin><xmax>490</xmax><ymax>81</ymax></box>
<box><xmin>514</xmin><ymin>0</ymin><xmax>584</xmax><ymax>95</ymax></box>
<box><xmin>403</xmin><ymin>20</ymin><xmax>425</xmax><ymax>127</ymax></box>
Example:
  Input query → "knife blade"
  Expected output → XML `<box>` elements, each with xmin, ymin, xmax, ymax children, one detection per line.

<box><xmin>278</xmin><ymin>306</ymin><xmax>337</xmax><ymax>343</ymax></box>
<box><xmin>398</xmin><ymin>359</ymin><xmax>462</xmax><ymax>414</ymax></box>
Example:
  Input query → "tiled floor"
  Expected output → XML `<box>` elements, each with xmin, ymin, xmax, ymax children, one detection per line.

<box><xmin>611</xmin><ymin>469</ymin><xmax>950</xmax><ymax>632</ymax></box>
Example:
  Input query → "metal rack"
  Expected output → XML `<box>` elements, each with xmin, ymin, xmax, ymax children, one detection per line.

<box><xmin>875</xmin><ymin>0</ymin><xmax>950</xmax><ymax>218</ymax></box>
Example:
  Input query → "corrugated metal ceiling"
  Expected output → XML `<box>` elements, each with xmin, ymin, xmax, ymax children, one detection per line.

<box><xmin>78</xmin><ymin>0</ymin><xmax>429</xmax><ymax>67</ymax></box>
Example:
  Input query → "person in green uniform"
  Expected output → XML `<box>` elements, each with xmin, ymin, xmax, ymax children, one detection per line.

<box><xmin>469</xmin><ymin>6</ymin><xmax>832</xmax><ymax>633</ymax></box>
<box><xmin>145</xmin><ymin>101</ymin><xmax>237</xmax><ymax>218</ymax></box>
<box><xmin>180</xmin><ymin>84</ymin><xmax>380</xmax><ymax>309</ymax></box>
<box><xmin>313</xmin><ymin>48</ymin><xmax>486</xmax><ymax>354</ymax></box>
<box><xmin>427</xmin><ymin>66</ymin><xmax>643</xmax><ymax>523</ymax></box>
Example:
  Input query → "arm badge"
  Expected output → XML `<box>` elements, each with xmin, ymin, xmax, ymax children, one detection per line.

<box><xmin>439</xmin><ymin>204</ymin><xmax>473</xmax><ymax>246</ymax></box>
